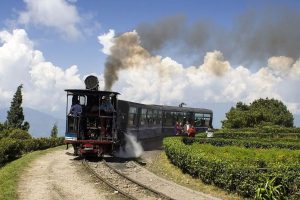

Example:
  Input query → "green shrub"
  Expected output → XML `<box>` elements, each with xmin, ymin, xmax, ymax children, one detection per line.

<box><xmin>183</xmin><ymin>137</ymin><xmax>300</xmax><ymax>150</ymax></box>
<box><xmin>212</xmin><ymin>129</ymin><xmax>300</xmax><ymax>140</ymax></box>
<box><xmin>163</xmin><ymin>137</ymin><xmax>300</xmax><ymax>198</ymax></box>
<box><xmin>0</xmin><ymin>138</ymin><xmax>23</xmax><ymax>166</ymax></box>
<box><xmin>8</xmin><ymin>129</ymin><xmax>32</xmax><ymax>140</ymax></box>
<box><xmin>0</xmin><ymin>137</ymin><xmax>64</xmax><ymax>166</ymax></box>
<box><xmin>21</xmin><ymin>137</ymin><xmax>64</xmax><ymax>152</ymax></box>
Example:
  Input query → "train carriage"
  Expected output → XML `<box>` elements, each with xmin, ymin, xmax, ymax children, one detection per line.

<box><xmin>118</xmin><ymin>100</ymin><xmax>213</xmax><ymax>142</ymax></box>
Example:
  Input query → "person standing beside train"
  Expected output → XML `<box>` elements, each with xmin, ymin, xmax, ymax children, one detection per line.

<box><xmin>174</xmin><ymin>121</ymin><xmax>183</xmax><ymax>135</ymax></box>
<box><xmin>187</xmin><ymin>124</ymin><xmax>196</xmax><ymax>137</ymax></box>
<box><xmin>183</xmin><ymin>120</ymin><xmax>191</xmax><ymax>136</ymax></box>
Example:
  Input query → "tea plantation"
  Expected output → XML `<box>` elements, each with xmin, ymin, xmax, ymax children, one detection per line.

<box><xmin>163</xmin><ymin>128</ymin><xmax>300</xmax><ymax>199</ymax></box>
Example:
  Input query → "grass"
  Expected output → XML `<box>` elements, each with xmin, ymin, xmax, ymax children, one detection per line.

<box><xmin>146</xmin><ymin>151</ymin><xmax>244</xmax><ymax>200</ymax></box>
<box><xmin>0</xmin><ymin>145</ymin><xmax>65</xmax><ymax>200</ymax></box>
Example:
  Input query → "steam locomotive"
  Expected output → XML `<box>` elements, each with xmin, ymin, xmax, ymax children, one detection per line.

<box><xmin>64</xmin><ymin>75</ymin><xmax>213</xmax><ymax>156</ymax></box>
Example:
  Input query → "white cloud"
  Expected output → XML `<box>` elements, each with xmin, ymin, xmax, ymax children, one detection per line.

<box><xmin>104</xmin><ymin>31</ymin><xmax>300</xmax><ymax>115</ymax></box>
<box><xmin>0</xmin><ymin>29</ymin><xmax>83</xmax><ymax>115</ymax></box>
<box><xmin>268</xmin><ymin>56</ymin><xmax>294</xmax><ymax>72</ymax></box>
<box><xmin>200</xmin><ymin>51</ymin><xmax>230</xmax><ymax>76</ymax></box>
<box><xmin>97</xmin><ymin>29</ymin><xmax>115</xmax><ymax>55</ymax></box>
<box><xmin>18</xmin><ymin>0</ymin><xmax>82</xmax><ymax>40</ymax></box>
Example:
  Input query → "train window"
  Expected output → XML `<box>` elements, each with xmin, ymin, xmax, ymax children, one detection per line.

<box><xmin>79</xmin><ymin>96</ymin><xmax>86</xmax><ymax>105</ymax></box>
<box><xmin>140</xmin><ymin>108</ymin><xmax>147</xmax><ymax>125</ymax></box>
<box><xmin>172</xmin><ymin>112</ymin><xmax>178</xmax><ymax>125</ymax></box>
<box><xmin>193</xmin><ymin>112</ymin><xmax>211</xmax><ymax>127</ymax></box>
<box><xmin>152</xmin><ymin>110</ymin><xmax>158</xmax><ymax>125</ymax></box>
<box><xmin>195</xmin><ymin>113</ymin><xmax>204</xmax><ymax>126</ymax></box>
<box><xmin>67</xmin><ymin>95</ymin><xmax>86</xmax><ymax>115</ymax></box>
<box><xmin>128</xmin><ymin>107</ymin><xmax>138</xmax><ymax>127</ymax></box>
<box><xmin>165</xmin><ymin>111</ymin><xmax>173</xmax><ymax>126</ymax></box>
<box><xmin>204</xmin><ymin>113</ymin><xmax>211</xmax><ymax>118</ymax></box>
<box><xmin>205</xmin><ymin>119</ymin><xmax>210</xmax><ymax>126</ymax></box>
<box><xmin>157</xmin><ymin>110</ymin><xmax>162</xmax><ymax>124</ymax></box>
<box><xmin>175</xmin><ymin>112</ymin><xmax>186</xmax><ymax>123</ymax></box>
<box><xmin>147</xmin><ymin>109</ymin><xmax>153</xmax><ymax>125</ymax></box>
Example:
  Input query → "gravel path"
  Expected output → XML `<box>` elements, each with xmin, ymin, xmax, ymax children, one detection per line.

<box><xmin>18</xmin><ymin>148</ymin><xmax>120</xmax><ymax>200</ymax></box>
<box><xmin>17</xmin><ymin>147</ymin><xmax>221</xmax><ymax>200</ymax></box>
<box><xmin>88</xmin><ymin>161</ymin><xmax>164</xmax><ymax>200</ymax></box>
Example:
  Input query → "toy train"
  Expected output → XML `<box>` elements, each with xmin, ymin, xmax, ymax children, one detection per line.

<box><xmin>64</xmin><ymin>75</ymin><xmax>213</xmax><ymax>156</ymax></box>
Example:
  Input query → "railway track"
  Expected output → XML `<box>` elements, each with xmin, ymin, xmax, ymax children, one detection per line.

<box><xmin>82</xmin><ymin>158</ymin><xmax>173</xmax><ymax>200</ymax></box>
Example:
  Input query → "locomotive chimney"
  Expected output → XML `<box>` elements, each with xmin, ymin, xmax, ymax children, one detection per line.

<box><xmin>84</xmin><ymin>75</ymin><xmax>99</xmax><ymax>90</ymax></box>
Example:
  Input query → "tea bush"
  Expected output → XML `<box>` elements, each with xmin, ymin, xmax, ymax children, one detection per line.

<box><xmin>183</xmin><ymin>137</ymin><xmax>300</xmax><ymax>150</ymax></box>
<box><xmin>164</xmin><ymin>137</ymin><xmax>300</xmax><ymax>198</ymax></box>
<box><xmin>214</xmin><ymin>127</ymin><xmax>300</xmax><ymax>140</ymax></box>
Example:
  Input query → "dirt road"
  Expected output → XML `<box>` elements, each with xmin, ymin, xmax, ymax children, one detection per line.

<box><xmin>18</xmin><ymin>147</ymin><xmax>221</xmax><ymax>200</ymax></box>
<box><xmin>18</xmin><ymin>148</ymin><xmax>120</xmax><ymax>200</ymax></box>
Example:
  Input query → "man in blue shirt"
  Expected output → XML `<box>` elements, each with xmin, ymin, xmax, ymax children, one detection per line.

<box><xmin>69</xmin><ymin>98</ymin><xmax>82</xmax><ymax>116</ymax></box>
<box><xmin>100</xmin><ymin>96</ymin><xmax>115</xmax><ymax>113</ymax></box>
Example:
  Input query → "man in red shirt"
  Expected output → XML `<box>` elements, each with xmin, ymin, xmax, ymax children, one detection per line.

<box><xmin>187</xmin><ymin>125</ymin><xmax>196</xmax><ymax>137</ymax></box>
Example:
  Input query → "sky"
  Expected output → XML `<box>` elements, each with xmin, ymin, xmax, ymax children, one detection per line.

<box><xmin>1</xmin><ymin>0</ymin><xmax>300</xmax><ymax>127</ymax></box>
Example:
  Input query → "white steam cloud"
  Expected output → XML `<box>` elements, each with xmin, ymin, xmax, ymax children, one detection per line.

<box><xmin>115</xmin><ymin>133</ymin><xmax>143</xmax><ymax>158</ymax></box>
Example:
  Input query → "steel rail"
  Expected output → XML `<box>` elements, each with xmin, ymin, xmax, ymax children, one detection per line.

<box><xmin>103</xmin><ymin>160</ymin><xmax>174</xmax><ymax>200</ymax></box>
<box><xmin>82</xmin><ymin>159</ymin><xmax>137</xmax><ymax>200</ymax></box>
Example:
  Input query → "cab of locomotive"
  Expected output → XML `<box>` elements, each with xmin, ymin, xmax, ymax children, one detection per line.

<box><xmin>64</xmin><ymin>75</ymin><xmax>120</xmax><ymax>144</ymax></box>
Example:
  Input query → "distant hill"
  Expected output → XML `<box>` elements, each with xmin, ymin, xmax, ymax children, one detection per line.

<box><xmin>0</xmin><ymin>107</ymin><xmax>65</xmax><ymax>138</ymax></box>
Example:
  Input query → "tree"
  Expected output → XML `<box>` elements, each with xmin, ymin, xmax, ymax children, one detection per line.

<box><xmin>51</xmin><ymin>123</ymin><xmax>58</xmax><ymax>138</ymax></box>
<box><xmin>222</xmin><ymin>98</ymin><xmax>294</xmax><ymax>128</ymax></box>
<box><xmin>5</xmin><ymin>85</ymin><xmax>30</xmax><ymax>131</ymax></box>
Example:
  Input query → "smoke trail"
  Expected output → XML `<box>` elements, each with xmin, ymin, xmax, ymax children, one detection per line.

<box><xmin>100</xmin><ymin>6</ymin><xmax>300</xmax><ymax>90</ymax></box>
<box><xmin>103</xmin><ymin>31</ymin><xmax>150</xmax><ymax>90</ymax></box>
<box><xmin>99</xmin><ymin>30</ymin><xmax>234</xmax><ymax>90</ymax></box>
<box><xmin>136</xmin><ymin>15</ymin><xmax>186</xmax><ymax>52</ymax></box>
<box><xmin>136</xmin><ymin>7</ymin><xmax>300</xmax><ymax>66</ymax></box>
<box><xmin>115</xmin><ymin>133</ymin><xmax>144</xmax><ymax>158</ymax></box>
<box><xmin>97</xmin><ymin>5</ymin><xmax>300</xmax><ymax>118</ymax></box>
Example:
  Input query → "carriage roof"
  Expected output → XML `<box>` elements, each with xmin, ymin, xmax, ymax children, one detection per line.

<box><xmin>65</xmin><ymin>89</ymin><xmax>120</xmax><ymax>96</ymax></box>
<box><xmin>118</xmin><ymin>99</ymin><xmax>212</xmax><ymax>114</ymax></box>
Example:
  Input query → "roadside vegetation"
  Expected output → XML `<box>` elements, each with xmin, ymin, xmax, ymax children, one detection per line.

<box><xmin>147</xmin><ymin>151</ymin><xmax>243</xmax><ymax>200</ymax></box>
<box><xmin>162</xmin><ymin>98</ymin><xmax>300</xmax><ymax>199</ymax></box>
<box><xmin>0</xmin><ymin>146</ymin><xmax>64</xmax><ymax>200</ymax></box>
<box><xmin>0</xmin><ymin>84</ymin><xmax>64</xmax><ymax>167</ymax></box>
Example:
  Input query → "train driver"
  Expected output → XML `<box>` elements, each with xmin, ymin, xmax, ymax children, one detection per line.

<box><xmin>69</xmin><ymin>96</ymin><xmax>82</xmax><ymax>117</ymax></box>
<box><xmin>99</xmin><ymin>96</ymin><xmax>115</xmax><ymax>137</ymax></box>
<box><xmin>100</xmin><ymin>96</ymin><xmax>115</xmax><ymax>113</ymax></box>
